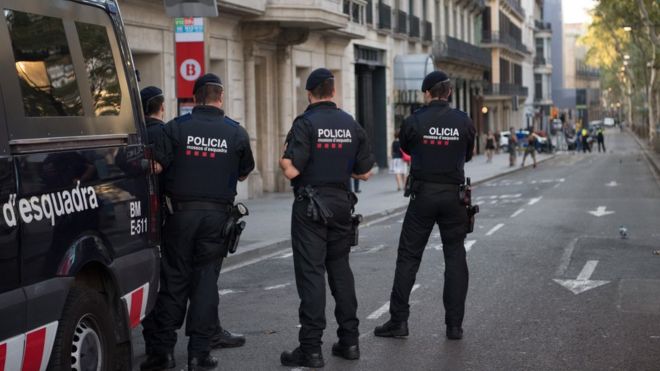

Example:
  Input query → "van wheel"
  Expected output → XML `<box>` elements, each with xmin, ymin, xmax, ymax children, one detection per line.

<box><xmin>47</xmin><ymin>286</ymin><xmax>115</xmax><ymax>371</ymax></box>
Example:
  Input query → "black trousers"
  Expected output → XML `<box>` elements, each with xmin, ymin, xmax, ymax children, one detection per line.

<box><xmin>389</xmin><ymin>182</ymin><xmax>469</xmax><ymax>326</ymax></box>
<box><xmin>291</xmin><ymin>188</ymin><xmax>359</xmax><ymax>354</ymax></box>
<box><xmin>598</xmin><ymin>140</ymin><xmax>606</xmax><ymax>152</ymax></box>
<box><xmin>144</xmin><ymin>209</ymin><xmax>228</xmax><ymax>358</ymax></box>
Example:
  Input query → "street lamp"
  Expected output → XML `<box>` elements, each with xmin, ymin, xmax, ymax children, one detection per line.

<box><xmin>624</xmin><ymin>54</ymin><xmax>630</xmax><ymax>60</ymax></box>
<box><xmin>623</xmin><ymin>26</ymin><xmax>632</xmax><ymax>32</ymax></box>
<box><xmin>481</xmin><ymin>106</ymin><xmax>489</xmax><ymax>114</ymax></box>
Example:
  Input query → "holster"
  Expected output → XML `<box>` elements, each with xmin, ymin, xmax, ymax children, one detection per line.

<box><xmin>297</xmin><ymin>185</ymin><xmax>334</xmax><ymax>225</ymax></box>
<box><xmin>222</xmin><ymin>203</ymin><xmax>249</xmax><ymax>255</ymax></box>
<box><xmin>348</xmin><ymin>191</ymin><xmax>361</xmax><ymax>246</ymax></box>
<box><xmin>403</xmin><ymin>175</ymin><xmax>421</xmax><ymax>199</ymax></box>
<box><xmin>460</xmin><ymin>177</ymin><xmax>479</xmax><ymax>234</ymax></box>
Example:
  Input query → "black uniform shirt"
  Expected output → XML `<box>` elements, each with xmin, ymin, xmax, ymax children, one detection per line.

<box><xmin>283</xmin><ymin>101</ymin><xmax>374</xmax><ymax>189</ymax></box>
<box><xmin>145</xmin><ymin>117</ymin><xmax>165</xmax><ymax>145</ymax></box>
<box><xmin>401</xmin><ymin>100</ymin><xmax>476</xmax><ymax>184</ymax></box>
<box><xmin>156</xmin><ymin>105</ymin><xmax>255</xmax><ymax>203</ymax></box>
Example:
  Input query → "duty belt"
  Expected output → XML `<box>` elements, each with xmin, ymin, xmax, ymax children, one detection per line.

<box><xmin>296</xmin><ymin>185</ymin><xmax>334</xmax><ymax>225</ymax></box>
<box><xmin>172</xmin><ymin>200</ymin><xmax>231</xmax><ymax>212</ymax></box>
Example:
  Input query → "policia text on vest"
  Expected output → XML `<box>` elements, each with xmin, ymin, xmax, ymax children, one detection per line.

<box><xmin>279</xmin><ymin>68</ymin><xmax>375</xmax><ymax>368</ymax></box>
<box><xmin>374</xmin><ymin>71</ymin><xmax>476</xmax><ymax>342</ymax></box>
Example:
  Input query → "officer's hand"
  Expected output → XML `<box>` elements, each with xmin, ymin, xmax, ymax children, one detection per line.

<box><xmin>352</xmin><ymin>171</ymin><xmax>371</xmax><ymax>181</ymax></box>
<box><xmin>152</xmin><ymin>161</ymin><xmax>163</xmax><ymax>175</ymax></box>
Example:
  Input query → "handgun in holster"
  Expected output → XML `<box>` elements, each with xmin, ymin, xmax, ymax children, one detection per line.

<box><xmin>222</xmin><ymin>203</ymin><xmax>249</xmax><ymax>255</ymax></box>
<box><xmin>459</xmin><ymin>177</ymin><xmax>480</xmax><ymax>234</ymax></box>
<box><xmin>298</xmin><ymin>185</ymin><xmax>334</xmax><ymax>225</ymax></box>
<box><xmin>404</xmin><ymin>175</ymin><xmax>420</xmax><ymax>199</ymax></box>
<box><xmin>349</xmin><ymin>214</ymin><xmax>363</xmax><ymax>247</ymax></box>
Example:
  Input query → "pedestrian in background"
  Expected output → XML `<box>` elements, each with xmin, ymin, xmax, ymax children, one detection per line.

<box><xmin>279</xmin><ymin>68</ymin><xmax>375</xmax><ymax>368</ymax></box>
<box><xmin>521</xmin><ymin>129</ymin><xmax>538</xmax><ymax>168</ymax></box>
<box><xmin>142</xmin><ymin>73</ymin><xmax>255</xmax><ymax>371</ymax></box>
<box><xmin>374</xmin><ymin>70</ymin><xmax>475</xmax><ymax>342</ymax></box>
<box><xmin>494</xmin><ymin>131</ymin><xmax>501</xmax><ymax>154</ymax></box>
<box><xmin>485</xmin><ymin>131</ymin><xmax>495</xmax><ymax>163</ymax></box>
<box><xmin>597</xmin><ymin>127</ymin><xmax>606</xmax><ymax>152</ymax></box>
<box><xmin>508</xmin><ymin>127</ymin><xmax>518</xmax><ymax>167</ymax></box>
<box><xmin>390</xmin><ymin>130</ymin><xmax>408</xmax><ymax>191</ymax></box>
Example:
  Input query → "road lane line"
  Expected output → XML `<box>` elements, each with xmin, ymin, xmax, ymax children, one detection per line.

<box><xmin>276</xmin><ymin>252</ymin><xmax>293</xmax><ymax>259</ymax></box>
<box><xmin>510</xmin><ymin>208</ymin><xmax>525</xmax><ymax>218</ymax></box>
<box><xmin>367</xmin><ymin>284</ymin><xmax>420</xmax><ymax>320</ymax></box>
<box><xmin>218</xmin><ymin>289</ymin><xmax>242</xmax><ymax>296</ymax></box>
<box><xmin>363</xmin><ymin>244</ymin><xmax>386</xmax><ymax>254</ymax></box>
<box><xmin>362</xmin><ymin>210</ymin><xmax>407</xmax><ymax>228</ymax></box>
<box><xmin>556</xmin><ymin>237</ymin><xmax>579</xmax><ymax>276</ymax></box>
<box><xmin>528</xmin><ymin>196</ymin><xmax>543</xmax><ymax>205</ymax></box>
<box><xmin>264</xmin><ymin>283</ymin><xmax>291</xmax><ymax>291</ymax></box>
<box><xmin>465</xmin><ymin>240</ymin><xmax>476</xmax><ymax>252</ymax></box>
<box><xmin>485</xmin><ymin>223</ymin><xmax>504</xmax><ymax>236</ymax></box>
<box><xmin>577</xmin><ymin>260</ymin><xmax>599</xmax><ymax>281</ymax></box>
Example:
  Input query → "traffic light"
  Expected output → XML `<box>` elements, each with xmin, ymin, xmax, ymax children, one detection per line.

<box><xmin>164</xmin><ymin>0</ymin><xmax>218</xmax><ymax>17</ymax></box>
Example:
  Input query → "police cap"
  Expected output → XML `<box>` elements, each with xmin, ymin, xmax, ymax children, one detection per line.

<box><xmin>193</xmin><ymin>73</ymin><xmax>224</xmax><ymax>95</ymax></box>
<box><xmin>421</xmin><ymin>71</ymin><xmax>450</xmax><ymax>92</ymax></box>
<box><xmin>306</xmin><ymin>68</ymin><xmax>334</xmax><ymax>91</ymax></box>
<box><xmin>140</xmin><ymin>86</ymin><xmax>163</xmax><ymax>113</ymax></box>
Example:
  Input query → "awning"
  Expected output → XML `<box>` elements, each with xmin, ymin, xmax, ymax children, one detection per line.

<box><xmin>393</xmin><ymin>54</ymin><xmax>434</xmax><ymax>91</ymax></box>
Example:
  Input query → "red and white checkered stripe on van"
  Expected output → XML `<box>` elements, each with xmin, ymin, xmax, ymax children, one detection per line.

<box><xmin>122</xmin><ymin>282</ymin><xmax>150</xmax><ymax>328</ymax></box>
<box><xmin>0</xmin><ymin>321</ymin><xmax>58</xmax><ymax>371</ymax></box>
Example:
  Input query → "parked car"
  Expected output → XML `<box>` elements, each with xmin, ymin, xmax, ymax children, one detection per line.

<box><xmin>604</xmin><ymin>117</ymin><xmax>616</xmax><ymax>127</ymax></box>
<box><xmin>0</xmin><ymin>0</ymin><xmax>160</xmax><ymax>369</ymax></box>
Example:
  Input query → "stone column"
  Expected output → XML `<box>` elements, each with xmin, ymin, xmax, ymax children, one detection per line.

<box><xmin>437</xmin><ymin>0</ymin><xmax>445</xmax><ymax>38</ymax></box>
<box><xmin>448</xmin><ymin>0</ymin><xmax>454</xmax><ymax>37</ymax></box>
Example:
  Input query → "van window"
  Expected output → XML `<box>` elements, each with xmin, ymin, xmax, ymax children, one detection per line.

<box><xmin>76</xmin><ymin>22</ymin><xmax>121</xmax><ymax>116</ymax></box>
<box><xmin>4</xmin><ymin>10</ymin><xmax>84</xmax><ymax>117</ymax></box>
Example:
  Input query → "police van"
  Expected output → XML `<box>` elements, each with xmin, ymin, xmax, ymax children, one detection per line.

<box><xmin>0</xmin><ymin>0</ymin><xmax>160</xmax><ymax>369</ymax></box>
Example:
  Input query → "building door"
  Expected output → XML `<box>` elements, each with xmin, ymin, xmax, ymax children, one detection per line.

<box><xmin>355</xmin><ymin>64</ymin><xmax>387</xmax><ymax>168</ymax></box>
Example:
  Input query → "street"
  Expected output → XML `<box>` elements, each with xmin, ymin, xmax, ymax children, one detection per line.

<box><xmin>132</xmin><ymin>130</ymin><xmax>660</xmax><ymax>370</ymax></box>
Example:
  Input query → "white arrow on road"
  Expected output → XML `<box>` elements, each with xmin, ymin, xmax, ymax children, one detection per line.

<box><xmin>553</xmin><ymin>260</ymin><xmax>609</xmax><ymax>295</ymax></box>
<box><xmin>588</xmin><ymin>206</ymin><xmax>615</xmax><ymax>217</ymax></box>
<box><xmin>606</xmin><ymin>181</ymin><xmax>619</xmax><ymax>187</ymax></box>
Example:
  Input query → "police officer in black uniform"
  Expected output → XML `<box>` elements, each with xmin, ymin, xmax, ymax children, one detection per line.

<box><xmin>279</xmin><ymin>68</ymin><xmax>375</xmax><ymax>368</ymax></box>
<box><xmin>141</xmin><ymin>73</ymin><xmax>255</xmax><ymax>371</ymax></box>
<box><xmin>374</xmin><ymin>70</ymin><xmax>475</xmax><ymax>341</ymax></box>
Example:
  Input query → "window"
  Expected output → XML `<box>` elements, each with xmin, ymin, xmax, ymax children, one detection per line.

<box><xmin>534</xmin><ymin>73</ymin><xmax>542</xmax><ymax>100</ymax></box>
<box><xmin>444</xmin><ymin>4</ymin><xmax>449</xmax><ymax>36</ymax></box>
<box><xmin>5</xmin><ymin>10</ymin><xmax>83</xmax><ymax>117</ymax></box>
<box><xmin>76</xmin><ymin>22</ymin><xmax>121</xmax><ymax>116</ymax></box>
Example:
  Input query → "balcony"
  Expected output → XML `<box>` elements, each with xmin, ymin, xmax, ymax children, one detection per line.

<box><xmin>409</xmin><ymin>15</ymin><xmax>420</xmax><ymax>38</ymax></box>
<box><xmin>432</xmin><ymin>36</ymin><xmax>491</xmax><ymax>70</ymax></box>
<box><xmin>481</xmin><ymin>31</ymin><xmax>531</xmax><ymax>56</ymax></box>
<box><xmin>259</xmin><ymin>0</ymin><xmax>349</xmax><ymax>30</ymax></box>
<box><xmin>395</xmin><ymin>10</ymin><xmax>407</xmax><ymax>34</ymax></box>
<box><xmin>576</xmin><ymin>61</ymin><xmax>600</xmax><ymax>79</ymax></box>
<box><xmin>484</xmin><ymin>83</ymin><xmax>529</xmax><ymax>97</ymax></box>
<box><xmin>534</xmin><ymin>56</ymin><xmax>546</xmax><ymax>66</ymax></box>
<box><xmin>534</xmin><ymin>20</ymin><xmax>552</xmax><ymax>31</ymax></box>
<box><xmin>422</xmin><ymin>20</ymin><xmax>432</xmax><ymax>43</ymax></box>
<box><xmin>503</xmin><ymin>0</ymin><xmax>525</xmax><ymax>20</ymax></box>
<box><xmin>378</xmin><ymin>2</ymin><xmax>391</xmax><ymax>30</ymax></box>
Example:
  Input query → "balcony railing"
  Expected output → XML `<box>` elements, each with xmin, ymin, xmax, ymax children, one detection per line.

<box><xmin>378</xmin><ymin>2</ymin><xmax>391</xmax><ymax>30</ymax></box>
<box><xmin>534</xmin><ymin>20</ymin><xmax>552</xmax><ymax>31</ymax></box>
<box><xmin>395</xmin><ymin>10</ymin><xmax>407</xmax><ymax>34</ymax></box>
<box><xmin>484</xmin><ymin>83</ymin><xmax>529</xmax><ymax>97</ymax></box>
<box><xmin>576</xmin><ymin>62</ymin><xmax>600</xmax><ymax>78</ymax></box>
<box><xmin>422</xmin><ymin>20</ymin><xmax>432</xmax><ymax>42</ymax></box>
<box><xmin>534</xmin><ymin>56</ymin><xmax>546</xmax><ymax>66</ymax></box>
<box><xmin>481</xmin><ymin>31</ymin><xmax>530</xmax><ymax>55</ymax></box>
<box><xmin>433</xmin><ymin>36</ymin><xmax>491</xmax><ymax>69</ymax></box>
<box><xmin>504</xmin><ymin>0</ymin><xmax>525</xmax><ymax>19</ymax></box>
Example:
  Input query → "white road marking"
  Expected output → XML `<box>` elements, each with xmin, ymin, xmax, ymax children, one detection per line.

<box><xmin>276</xmin><ymin>252</ymin><xmax>293</xmax><ymax>259</ymax></box>
<box><xmin>485</xmin><ymin>223</ymin><xmax>504</xmax><ymax>236</ymax></box>
<box><xmin>428</xmin><ymin>243</ymin><xmax>442</xmax><ymax>251</ymax></box>
<box><xmin>363</xmin><ymin>244</ymin><xmax>386</xmax><ymax>254</ymax></box>
<box><xmin>465</xmin><ymin>240</ymin><xmax>476</xmax><ymax>252</ymax></box>
<box><xmin>361</xmin><ymin>211</ymin><xmax>407</xmax><ymax>228</ymax></box>
<box><xmin>510</xmin><ymin>208</ymin><xmax>525</xmax><ymax>218</ymax></box>
<box><xmin>556</xmin><ymin>238</ymin><xmax>579</xmax><ymax>276</ymax></box>
<box><xmin>606</xmin><ymin>181</ymin><xmax>619</xmax><ymax>187</ymax></box>
<box><xmin>528</xmin><ymin>197</ymin><xmax>543</xmax><ymax>205</ymax></box>
<box><xmin>218</xmin><ymin>289</ymin><xmax>242</xmax><ymax>296</ymax></box>
<box><xmin>500</xmin><ymin>193</ymin><xmax>522</xmax><ymax>199</ymax></box>
<box><xmin>367</xmin><ymin>284</ymin><xmax>420</xmax><ymax>320</ymax></box>
<box><xmin>553</xmin><ymin>183</ymin><xmax>561</xmax><ymax>188</ymax></box>
<box><xmin>264</xmin><ymin>283</ymin><xmax>291</xmax><ymax>291</ymax></box>
<box><xmin>490</xmin><ymin>200</ymin><xmax>498</xmax><ymax>205</ymax></box>
<box><xmin>553</xmin><ymin>260</ymin><xmax>610</xmax><ymax>295</ymax></box>
<box><xmin>588</xmin><ymin>206</ymin><xmax>615</xmax><ymax>217</ymax></box>
<box><xmin>221</xmin><ymin>248</ymin><xmax>290</xmax><ymax>274</ymax></box>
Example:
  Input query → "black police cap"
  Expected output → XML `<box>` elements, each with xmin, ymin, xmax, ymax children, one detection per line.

<box><xmin>140</xmin><ymin>86</ymin><xmax>163</xmax><ymax>112</ymax></box>
<box><xmin>193</xmin><ymin>73</ymin><xmax>224</xmax><ymax>95</ymax></box>
<box><xmin>306</xmin><ymin>68</ymin><xmax>334</xmax><ymax>91</ymax></box>
<box><xmin>421</xmin><ymin>71</ymin><xmax>450</xmax><ymax>92</ymax></box>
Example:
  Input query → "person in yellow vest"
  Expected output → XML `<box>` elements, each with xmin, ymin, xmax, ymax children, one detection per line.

<box><xmin>581</xmin><ymin>127</ymin><xmax>591</xmax><ymax>153</ymax></box>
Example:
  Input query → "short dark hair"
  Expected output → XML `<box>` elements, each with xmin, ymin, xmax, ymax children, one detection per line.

<box><xmin>429</xmin><ymin>80</ymin><xmax>452</xmax><ymax>99</ymax></box>
<box><xmin>144</xmin><ymin>95</ymin><xmax>164</xmax><ymax>116</ymax></box>
<box><xmin>195</xmin><ymin>85</ymin><xmax>224</xmax><ymax>105</ymax></box>
<box><xmin>311</xmin><ymin>78</ymin><xmax>335</xmax><ymax>99</ymax></box>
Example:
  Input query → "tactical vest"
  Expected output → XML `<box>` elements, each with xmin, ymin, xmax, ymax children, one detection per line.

<box><xmin>411</xmin><ymin>106</ymin><xmax>468</xmax><ymax>183</ymax></box>
<box><xmin>295</xmin><ymin>106</ymin><xmax>360</xmax><ymax>188</ymax></box>
<box><xmin>165</xmin><ymin>112</ymin><xmax>242</xmax><ymax>203</ymax></box>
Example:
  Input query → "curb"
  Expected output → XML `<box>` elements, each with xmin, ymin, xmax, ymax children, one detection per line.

<box><xmin>223</xmin><ymin>153</ymin><xmax>558</xmax><ymax>270</ymax></box>
<box><xmin>629</xmin><ymin>130</ymin><xmax>660</xmax><ymax>176</ymax></box>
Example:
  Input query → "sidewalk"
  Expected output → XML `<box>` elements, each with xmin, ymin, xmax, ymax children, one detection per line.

<box><xmin>630</xmin><ymin>130</ymin><xmax>660</xmax><ymax>176</ymax></box>
<box><xmin>227</xmin><ymin>151</ymin><xmax>555</xmax><ymax>266</ymax></box>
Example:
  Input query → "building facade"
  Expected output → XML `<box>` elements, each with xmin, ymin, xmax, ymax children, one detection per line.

<box><xmin>563</xmin><ymin>22</ymin><xmax>601</xmax><ymax>126</ymax></box>
<box><xmin>530</xmin><ymin>0</ymin><xmax>552</xmax><ymax>131</ymax></box>
<box><xmin>480</xmin><ymin>0</ymin><xmax>531</xmax><ymax>135</ymax></box>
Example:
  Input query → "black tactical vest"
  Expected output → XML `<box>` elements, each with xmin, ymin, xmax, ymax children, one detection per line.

<box><xmin>295</xmin><ymin>105</ymin><xmax>360</xmax><ymax>188</ymax></box>
<box><xmin>410</xmin><ymin>104</ymin><xmax>469</xmax><ymax>184</ymax></box>
<box><xmin>165</xmin><ymin>108</ymin><xmax>242</xmax><ymax>203</ymax></box>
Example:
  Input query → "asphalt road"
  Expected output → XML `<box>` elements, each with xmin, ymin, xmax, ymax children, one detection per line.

<box><xmin>132</xmin><ymin>129</ymin><xmax>660</xmax><ymax>370</ymax></box>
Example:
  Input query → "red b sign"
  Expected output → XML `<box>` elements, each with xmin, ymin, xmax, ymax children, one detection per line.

<box><xmin>175</xmin><ymin>18</ymin><xmax>204</xmax><ymax>98</ymax></box>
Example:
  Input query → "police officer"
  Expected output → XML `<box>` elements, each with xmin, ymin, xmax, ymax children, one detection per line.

<box><xmin>141</xmin><ymin>73</ymin><xmax>255</xmax><ymax>371</ymax></box>
<box><xmin>374</xmin><ymin>70</ymin><xmax>475</xmax><ymax>341</ymax></box>
<box><xmin>279</xmin><ymin>68</ymin><xmax>375</xmax><ymax>368</ymax></box>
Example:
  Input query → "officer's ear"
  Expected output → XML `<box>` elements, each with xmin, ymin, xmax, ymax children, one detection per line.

<box><xmin>219</xmin><ymin>90</ymin><xmax>225</xmax><ymax>107</ymax></box>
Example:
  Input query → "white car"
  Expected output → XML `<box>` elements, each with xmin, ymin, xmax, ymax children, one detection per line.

<box><xmin>604</xmin><ymin>117</ymin><xmax>615</xmax><ymax>127</ymax></box>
